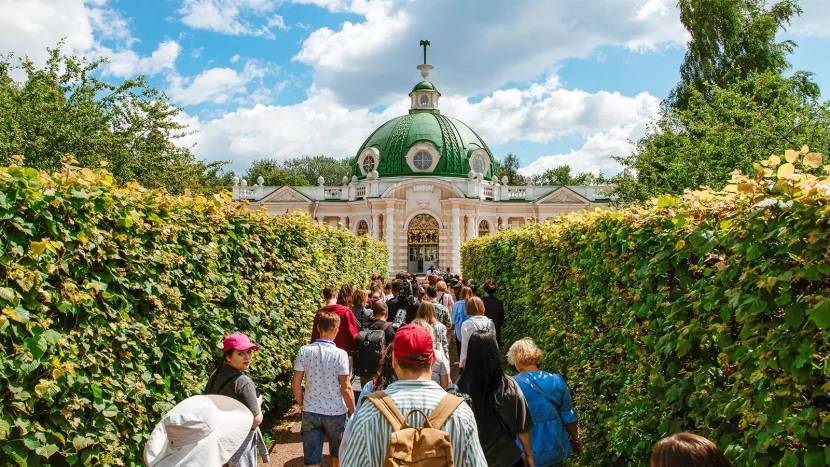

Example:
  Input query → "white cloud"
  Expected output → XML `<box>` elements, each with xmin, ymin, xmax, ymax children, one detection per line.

<box><xmin>267</xmin><ymin>14</ymin><xmax>288</xmax><ymax>31</ymax></box>
<box><xmin>177</xmin><ymin>0</ymin><xmax>287</xmax><ymax>38</ymax></box>
<box><xmin>167</xmin><ymin>60</ymin><xmax>277</xmax><ymax>106</ymax></box>
<box><xmin>230</xmin><ymin>54</ymin><xmax>241</xmax><ymax>63</ymax></box>
<box><xmin>100</xmin><ymin>40</ymin><xmax>181</xmax><ymax>77</ymax></box>
<box><xmin>293</xmin><ymin>0</ymin><xmax>689</xmax><ymax>106</ymax></box>
<box><xmin>790</xmin><ymin>0</ymin><xmax>830</xmax><ymax>37</ymax></box>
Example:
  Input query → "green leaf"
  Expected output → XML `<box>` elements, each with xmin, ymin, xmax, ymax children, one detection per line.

<box><xmin>785</xmin><ymin>303</ymin><xmax>805</xmax><ymax>329</ymax></box>
<box><xmin>72</xmin><ymin>435</ymin><xmax>93</xmax><ymax>451</ymax></box>
<box><xmin>2</xmin><ymin>443</ymin><xmax>27</xmax><ymax>467</ymax></box>
<box><xmin>24</xmin><ymin>336</ymin><xmax>47</xmax><ymax>360</ymax></box>
<box><xmin>0</xmin><ymin>286</ymin><xmax>15</xmax><ymax>303</ymax></box>
<box><xmin>4</xmin><ymin>306</ymin><xmax>30</xmax><ymax>323</ymax></box>
<box><xmin>34</xmin><ymin>444</ymin><xmax>59</xmax><ymax>459</ymax></box>
<box><xmin>804</xmin><ymin>449</ymin><xmax>824</xmax><ymax>467</ymax></box>
<box><xmin>657</xmin><ymin>196</ymin><xmax>678</xmax><ymax>208</ymax></box>
<box><xmin>29</xmin><ymin>241</ymin><xmax>47</xmax><ymax>255</ymax></box>
<box><xmin>102</xmin><ymin>405</ymin><xmax>119</xmax><ymax>418</ymax></box>
<box><xmin>808</xmin><ymin>299</ymin><xmax>830</xmax><ymax>330</ymax></box>
<box><xmin>0</xmin><ymin>419</ymin><xmax>10</xmax><ymax>440</ymax></box>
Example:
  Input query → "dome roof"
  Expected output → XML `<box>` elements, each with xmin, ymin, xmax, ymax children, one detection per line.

<box><xmin>411</xmin><ymin>80</ymin><xmax>440</xmax><ymax>94</ymax></box>
<box><xmin>349</xmin><ymin>112</ymin><xmax>497</xmax><ymax>180</ymax></box>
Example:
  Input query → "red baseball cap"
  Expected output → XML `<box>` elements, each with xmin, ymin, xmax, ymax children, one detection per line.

<box><xmin>223</xmin><ymin>333</ymin><xmax>259</xmax><ymax>352</ymax></box>
<box><xmin>393</xmin><ymin>324</ymin><xmax>434</xmax><ymax>365</ymax></box>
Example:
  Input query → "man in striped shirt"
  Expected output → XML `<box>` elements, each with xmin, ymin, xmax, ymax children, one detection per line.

<box><xmin>340</xmin><ymin>324</ymin><xmax>487</xmax><ymax>467</ymax></box>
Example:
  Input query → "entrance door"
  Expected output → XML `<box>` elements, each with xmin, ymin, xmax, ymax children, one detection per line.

<box><xmin>407</xmin><ymin>214</ymin><xmax>439</xmax><ymax>274</ymax></box>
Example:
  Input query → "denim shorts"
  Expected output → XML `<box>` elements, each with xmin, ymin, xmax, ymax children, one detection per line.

<box><xmin>301</xmin><ymin>411</ymin><xmax>348</xmax><ymax>464</ymax></box>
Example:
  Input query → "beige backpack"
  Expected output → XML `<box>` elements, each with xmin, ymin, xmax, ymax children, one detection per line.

<box><xmin>366</xmin><ymin>392</ymin><xmax>465</xmax><ymax>467</ymax></box>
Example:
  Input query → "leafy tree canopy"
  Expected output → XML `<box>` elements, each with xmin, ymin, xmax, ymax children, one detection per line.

<box><xmin>0</xmin><ymin>44</ymin><xmax>231</xmax><ymax>194</ymax></box>
<box><xmin>527</xmin><ymin>164</ymin><xmax>606</xmax><ymax>186</ymax></box>
<box><xmin>243</xmin><ymin>155</ymin><xmax>351</xmax><ymax>186</ymax></box>
<box><xmin>496</xmin><ymin>153</ymin><xmax>527</xmax><ymax>185</ymax></box>
<box><xmin>243</xmin><ymin>159</ymin><xmax>310</xmax><ymax>186</ymax></box>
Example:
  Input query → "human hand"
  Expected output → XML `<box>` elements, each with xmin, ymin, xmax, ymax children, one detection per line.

<box><xmin>523</xmin><ymin>457</ymin><xmax>534</xmax><ymax>467</ymax></box>
<box><xmin>257</xmin><ymin>394</ymin><xmax>264</xmax><ymax>406</ymax></box>
<box><xmin>570</xmin><ymin>438</ymin><xmax>584</xmax><ymax>454</ymax></box>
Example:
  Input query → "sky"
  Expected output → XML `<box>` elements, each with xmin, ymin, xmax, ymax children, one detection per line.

<box><xmin>2</xmin><ymin>0</ymin><xmax>829</xmax><ymax>179</ymax></box>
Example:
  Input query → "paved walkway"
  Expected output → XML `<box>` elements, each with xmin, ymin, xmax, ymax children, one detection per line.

<box><xmin>262</xmin><ymin>329</ymin><xmax>460</xmax><ymax>466</ymax></box>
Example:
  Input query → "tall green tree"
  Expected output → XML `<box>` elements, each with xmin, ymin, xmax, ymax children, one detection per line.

<box><xmin>671</xmin><ymin>0</ymin><xmax>802</xmax><ymax>109</ymax></box>
<box><xmin>496</xmin><ymin>153</ymin><xmax>526</xmax><ymax>185</ymax></box>
<box><xmin>243</xmin><ymin>159</ymin><xmax>309</xmax><ymax>186</ymax></box>
<box><xmin>0</xmin><ymin>44</ymin><xmax>230</xmax><ymax>194</ymax></box>
<box><xmin>527</xmin><ymin>164</ymin><xmax>603</xmax><ymax>186</ymax></box>
<box><xmin>281</xmin><ymin>155</ymin><xmax>350</xmax><ymax>185</ymax></box>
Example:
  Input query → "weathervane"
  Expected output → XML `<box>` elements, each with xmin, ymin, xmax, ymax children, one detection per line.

<box><xmin>417</xmin><ymin>39</ymin><xmax>433</xmax><ymax>79</ymax></box>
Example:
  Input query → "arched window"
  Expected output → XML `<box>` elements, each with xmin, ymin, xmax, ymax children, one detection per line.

<box><xmin>413</xmin><ymin>150</ymin><xmax>433</xmax><ymax>170</ymax></box>
<box><xmin>357</xmin><ymin>220</ymin><xmax>369</xmax><ymax>236</ymax></box>
<box><xmin>419</xmin><ymin>94</ymin><xmax>430</xmax><ymax>107</ymax></box>
<box><xmin>362</xmin><ymin>155</ymin><xmax>375</xmax><ymax>174</ymax></box>
<box><xmin>478</xmin><ymin>219</ymin><xmax>490</xmax><ymax>237</ymax></box>
<box><xmin>471</xmin><ymin>154</ymin><xmax>486</xmax><ymax>174</ymax></box>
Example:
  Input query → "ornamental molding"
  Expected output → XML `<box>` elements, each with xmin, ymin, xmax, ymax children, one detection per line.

<box><xmin>413</xmin><ymin>184</ymin><xmax>434</xmax><ymax>207</ymax></box>
<box><xmin>260</xmin><ymin>186</ymin><xmax>312</xmax><ymax>203</ymax></box>
<box><xmin>537</xmin><ymin>187</ymin><xmax>590</xmax><ymax>205</ymax></box>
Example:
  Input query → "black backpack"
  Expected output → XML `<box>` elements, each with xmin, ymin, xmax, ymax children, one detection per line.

<box><xmin>353</xmin><ymin>323</ymin><xmax>392</xmax><ymax>376</ymax></box>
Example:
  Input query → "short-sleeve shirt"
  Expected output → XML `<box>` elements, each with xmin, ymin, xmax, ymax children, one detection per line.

<box><xmin>458</xmin><ymin>376</ymin><xmax>534</xmax><ymax>467</ymax></box>
<box><xmin>430</xmin><ymin>299</ymin><xmax>452</xmax><ymax>328</ymax></box>
<box><xmin>205</xmin><ymin>364</ymin><xmax>260</xmax><ymax>417</ymax></box>
<box><xmin>294</xmin><ymin>340</ymin><xmax>350</xmax><ymax>416</ymax></box>
<box><xmin>513</xmin><ymin>371</ymin><xmax>578</xmax><ymax>466</ymax></box>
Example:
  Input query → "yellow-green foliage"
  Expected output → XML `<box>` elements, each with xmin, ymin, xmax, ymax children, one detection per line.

<box><xmin>0</xmin><ymin>161</ymin><xmax>387</xmax><ymax>466</ymax></box>
<box><xmin>463</xmin><ymin>148</ymin><xmax>830</xmax><ymax>466</ymax></box>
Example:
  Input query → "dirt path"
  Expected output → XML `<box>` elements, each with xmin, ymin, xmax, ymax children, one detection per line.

<box><xmin>261</xmin><ymin>330</ymin><xmax>460</xmax><ymax>466</ymax></box>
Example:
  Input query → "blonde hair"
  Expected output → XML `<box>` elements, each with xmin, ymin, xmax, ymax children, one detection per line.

<box><xmin>416</xmin><ymin>301</ymin><xmax>438</xmax><ymax>324</ymax></box>
<box><xmin>507</xmin><ymin>337</ymin><xmax>544</xmax><ymax>366</ymax></box>
<box><xmin>460</xmin><ymin>286</ymin><xmax>473</xmax><ymax>301</ymax></box>
<box><xmin>352</xmin><ymin>288</ymin><xmax>368</xmax><ymax>307</ymax></box>
<box><xmin>436</xmin><ymin>281</ymin><xmax>448</xmax><ymax>292</ymax></box>
<box><xmin>466</xmin><ymin>296</ymin><xmax>485</xmax><ymax>316</ymax></box>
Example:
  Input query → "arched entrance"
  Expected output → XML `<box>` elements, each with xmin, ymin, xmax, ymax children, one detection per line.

<box><xmin>407</xmin><ymin>214</ymin><xmax>439</xmax><ymax>274</ymax></box>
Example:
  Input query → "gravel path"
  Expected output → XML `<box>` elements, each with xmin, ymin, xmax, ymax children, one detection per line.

<box><xmin>261</xmin><ymin>330</ymin><xmax>460</xmax><ymax>466</ymax></box>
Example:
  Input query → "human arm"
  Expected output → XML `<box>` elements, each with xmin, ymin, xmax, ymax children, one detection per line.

<box><xmin>440</xmin><ymin>373</ymin><xmax>450</xmax><ymax>389</ymax></box>
<box><xmin>339</xmin><ymin>374</ymin><xmax>356</xmax><ymax>415</ymax></box>
<box><xmin>459</xmin><ymin>321</ymin><xmax>470</xmax><ymax>367</ymax></box>
<box><xmin>565</xmin><ymin>422</ymin><xmax>583</xmax><ymax>453</ymax></box>
<box><xmin>311</xmin><ymin>313</ymin><xmax>320</xmax><ymax>343</ymax></box>
<box><xmin>517</xmin><ymin>432</ymin><xmax>534</xmax><ymax>467</ymax></box>
<box><xmin>292</xmin><ymin>370</ymin><xmax>304</xmax><ymax>411</ymax></box>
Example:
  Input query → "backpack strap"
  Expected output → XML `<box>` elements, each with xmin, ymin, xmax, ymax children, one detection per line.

<box><xmin>366</xmin><ymin>392</ymin><xmax>408</xmax><ymax>431</ymax></box>
<box><xmin>427</xmin><ymin>394</ymin><xmax>465</xmax><ymax>430</ymax></box>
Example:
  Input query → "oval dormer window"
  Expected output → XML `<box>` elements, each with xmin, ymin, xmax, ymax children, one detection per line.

<box><xmin>413</xmin><ymin>150</ymin><xmax>433</xmax><ymax>170</ymax></box>
<box><xmin>419</xmin><ymin>94</ymin><xmax>430</xmax><ymax>107</ymax></box>
<box><xmin>362</xmin><ymin>154</ymin><xmax>376</xmax><ymax>173</ymax></box>
<box><xmin>471</xmin><ymin>154</ymin><xmax>486</xmax><ymax>174</ymax></box>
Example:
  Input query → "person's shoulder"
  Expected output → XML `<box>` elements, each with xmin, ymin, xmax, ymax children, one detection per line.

<box><xmin>234</xmin><ymin>374</ymin><xmax>255</xmax><ymax>389</ymax></box>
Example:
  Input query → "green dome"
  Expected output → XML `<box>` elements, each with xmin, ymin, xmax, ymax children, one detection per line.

<box><xmin>350</xmin><ymin>112</ymin><xmax>497</xmax><ymax>180</ymax></box>
<box><xmin>411</xmin><ymin>80</ymin><xmax>440</xmax><ymax>94</ymax></box>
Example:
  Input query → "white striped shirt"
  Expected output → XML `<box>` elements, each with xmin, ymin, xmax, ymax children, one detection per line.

<box><xmin>340</xmin><ymin>380</ymin><xmax>487</xmax><ymax>467</ymax></box>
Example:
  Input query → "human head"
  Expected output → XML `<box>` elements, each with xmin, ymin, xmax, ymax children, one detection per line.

<box><xmin>221</xmin><ymin>333</ymin><xmax>259</xmax><ymax>372</ymax></box>
<box><xmin>317</xmin><ymin>311</ymin><xmax>341</xmax><ymax>337</ymax></box>
<box><xmin>372</xmin><ymin>301</ymin><xmax>388</xmax><ymax>320</ymax></box>
<box><xmin>466</xmin><ymin>296</ymin><xmax>485</xmax><ymax>316</ymax></box>
<box><xmin>391</xmin><ymin>279</ymin><xmax>403</xmax><ymax>296</ymax></box>
<box><xmin>427</xmin><ymin>274</ymin><xmax>439</xmax><ymax>286</ymax></box>
<box><xmin>426</xmin><ymin>285</ymin><xmax>438</xmax><ymax>299</ymax></box>
<box><xmin>436</xmin><ymin>281</ymin><xmax>448</xmax><ymax>293</ymax></box>
<box><xmin>323</xmin><ymin>285</ymin><xmax>338</xmax><ymax>302</ymax></box>
<box><xmin>352</xmin><ymin>288</ymin><xmax>368</xmax><ymax>308</ymax></box>
<box><xmin>373</xmin><ymin>344</ymin><xmax>396</xmax><ymax>391</ymax></box>
<box><xmin>460</xmin><ymin>286</ymin><xmax>473</xmax><ymax>301</ymax></box>
<box><xmin>371</xmin><ymin>272</ymin><xmax>381</xmax><ymax>282</ymax></box>
<box><xmin>411</xmin><ymin>319</ymin><xmax>439</xmax><ymax>353</ymax></box>
<box><xmin>337</xmin><ymin>283</ymin><xmax>354</xmax><ymax>307</ymax></box>
<box><xmin>457</xmin><ymin>330</ymin><xmax>502</xmax><ymax>415</ymax></box>
<box><xmin>370</xmin><ymin>283</ymin><xmax>383</xmax><ymax>297</ymax></box>
<box><xmin>392</xmin><ymin>324</ymin><xmax>435</xmax><ymax>379</ymax></box>
<box><xmin>650</xmin><ymin>433</ymin><xmax>732</xmax><ymax>467</ymax></box>
<box><xmin>384</xmin><ymin>282</ymin><xmax>392</xmax><ymax>294</ymax></box>
<box><xmin>507</xmin><ymin>337</ymin><xmax>544</xmax><ymax>369</ymax></box>
<box><xmin>416</xmin><ymin>285</ymin><xmax>426</xmax><ymax>299</ymax></box>
<box><xmin>482</xmin><ymin>279</ymin><xmax>497</xmax><ymax>295</ymax></box>
<box><xmin>415</xmin><ymin>301</ymin><xmax>437</xmax><ymax>324</ymax></box>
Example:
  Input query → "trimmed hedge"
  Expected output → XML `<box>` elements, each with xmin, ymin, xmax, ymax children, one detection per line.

<box><xmin>0</xmin><ymin>161</ymin><xmax>387</xmax><ymax>466</ymax></box>
<box><xmin>462</xmin><ymin>149</ymin><xmax>830</xmax><ymax>466</ymax></box>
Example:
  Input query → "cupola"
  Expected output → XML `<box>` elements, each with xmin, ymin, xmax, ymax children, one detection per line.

<box><xmin>409</xmin><ymin>39</ymin><xmax>440</xmax><ymax>113</ymax></box>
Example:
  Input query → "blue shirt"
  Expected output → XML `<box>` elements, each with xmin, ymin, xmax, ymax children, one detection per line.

<box><xmin>512</xmin><ymin>371</ymin><xmax>578</xmax><ymax>467</ymax></box>
<box><xmin>451</xmin><ymin>299</ymin><xmax>469</xmax><ymax>340</ymax></box>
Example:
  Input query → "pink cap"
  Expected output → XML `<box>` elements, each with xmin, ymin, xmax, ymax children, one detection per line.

<box><xmin>223</xmin><ymin>333</ymin><xmax>259</xmax><ymax>352</ymax></box>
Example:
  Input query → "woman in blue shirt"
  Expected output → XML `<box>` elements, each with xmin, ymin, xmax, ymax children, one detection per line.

<box><xmin>508</xmin><ymin>338</ymin><xmax>583</xmax><ymax>467</ymax></box>
<box><xmin>451</xmin><ymin>286</ymin><xmax>473</xmax><ymax>357</ymax></box>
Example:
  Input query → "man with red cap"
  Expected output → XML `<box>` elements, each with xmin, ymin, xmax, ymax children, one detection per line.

<box><xmin>340</xmin><ymin>324</ymin><xmax>487</xmax><ymax>467</ymax></box>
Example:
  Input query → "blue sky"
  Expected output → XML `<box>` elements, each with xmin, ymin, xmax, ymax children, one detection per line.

<box><xmin>3</xmin><ymin>0</ymin><xmax>829</xmax><ymax>177</ymax></box>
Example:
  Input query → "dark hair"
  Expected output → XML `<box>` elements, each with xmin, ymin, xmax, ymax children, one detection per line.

<box><xmin>323</xmin><ymin>285</ymin><xmax>338</xmax><ymax>300</ymax></box>
<box><xmin>427</xmin><ymin>274</ymin><xmax>438</xmax><ymax>286</ymax></box>
<box><xmin>371</xmin><ymin>272</ymin><xmax>381</xmax><ymax>282</ymax></box>
<box><xmin>373</xmin><ymin>344</ymin><xmax>397</xmax><ymax>391</ymax></box>
<box><xmin>318</xmin><ymin>311</ymin><xmax>341</xmax><ymax>333</ymax></box>
<box><xmin>650</xmin><ymin>433</ymin><xmax>732</xmax><ymax>467</ymax></box>
<box><xmin>212</xmin><ymin>349</ymin><xmax>234</xmax><ymax>374</ymax></box>
<box><xmin>391</xmin><ymin>279</ymin><xmax>403</xmax><ymax>293</ymax></box>
<box><xmin>384</xmin><ymin>282</ymin><xmax>392</xmax><ymax>290</ymax></box>
<box><xmin>337</xmin><ymin>284</ymin><xmax>354</xmax><ymax>307</ymax></box>
<box><xmin>426</xmin><ymin>285</ymin><xmax>438</xmax><ymax>298</ymax></box>
<box><xmin>458</xmin><ymin>330</ymin><xmax>503</xmax><ymax>416</ymax></box>
<box><xmin>482</xmin><ymin>279</ymin><xmax>497</xmax><ymax>294</ymax></box>
<box><xmin>352</xmin><ymin>288</ymin><xmax>368</xmax><ymax>307</ymax></box>
<box><xmin>416</xmin><ymin>285</ymin><xmax>426</xmax><ymax>298</ymax></box>
<box><xmin>372</xmin><ymin>301</ymin><xmax>388</xmax><ymax>317</ymax></box>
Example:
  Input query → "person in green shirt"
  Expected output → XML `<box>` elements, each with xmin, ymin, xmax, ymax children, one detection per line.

<box><xmin>426</xmin><ymin>285</ymin><xmax>452</xmax><ymax>328</ymax></box>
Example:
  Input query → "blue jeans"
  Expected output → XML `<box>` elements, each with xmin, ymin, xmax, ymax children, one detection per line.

<box><xmin>301</xmin><ymin>411</ymin><xmax>347</xmax><ymax>465</ymax></box>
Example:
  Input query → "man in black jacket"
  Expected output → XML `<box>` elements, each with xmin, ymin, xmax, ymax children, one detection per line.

<box><xmin>481</xmin><ymin>279</ymin><xmax>505</xmax><ymax>345</ymax></box>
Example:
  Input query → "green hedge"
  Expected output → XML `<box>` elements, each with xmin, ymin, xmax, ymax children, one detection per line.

<box><xmin>0</xmin><ymin>161</ymin><xmax>387</xmax><ymax>466</ymax></box>
<box><xmin>462</xmin><ymin>149</ymin><xmax>830</xmax><ymax>466</ymax></box>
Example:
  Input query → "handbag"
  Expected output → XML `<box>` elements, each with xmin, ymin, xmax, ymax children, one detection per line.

<box><xmin>517</xmin><ymin>373</ymin><xmax>582</xmax><ymax>454</ymax></box>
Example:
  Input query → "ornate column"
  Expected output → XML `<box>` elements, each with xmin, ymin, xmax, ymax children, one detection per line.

<box><xmin>466</xmin><ymin>212</ymin><xmax>477</xmax><ymax>241</ymax></box>
<box><xmin>451</xmin><ymin>208</ymin><xmax>461</xmax><ymax>273</ymax></box>
<box><xmin>372</xmin><ymin>212</ymin><xmax>381</xmax><ymax>240</ymax></box>
<box><xmin>385</xmin><ymin>208</ymin><xmax>396</xmax><ymax>273</ymax></box>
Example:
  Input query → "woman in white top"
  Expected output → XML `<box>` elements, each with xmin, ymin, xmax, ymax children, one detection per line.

<box><xmin>415</xmin><ymin>301</ymin><xmax>450</xmax><ymax>361</ymax></box>
<box><xmin>411</xmin><ymin>316</ymin><xmax>451</xmax><ymax>389</ymax></box>
<box><xmin>460</xmin><ymin>296</ymin><xmax>494</xmax><ymax>368</ymax></box>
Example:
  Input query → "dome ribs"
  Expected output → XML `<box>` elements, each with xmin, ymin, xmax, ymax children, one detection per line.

<box><xmin>385</xmin><ymin>114</ymin><xmax>413</xmax><ymax>174</ymax></box>
<box><xmin>435</xmin><ymin>114</ymin><xmax>464</xmax><ymax>174</ymax></box>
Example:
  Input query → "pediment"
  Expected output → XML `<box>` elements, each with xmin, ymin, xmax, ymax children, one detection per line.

<box><xmin>536</xmin><ymin>187</ymin><xmax>590</xmax><ymax>205</ymax></box>
<box><xmin>260</xmin><ymin>186</ymin><xmax>311</xmax><ymax>203</ymax></box>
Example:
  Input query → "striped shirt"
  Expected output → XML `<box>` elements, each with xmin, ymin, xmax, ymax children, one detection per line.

<box><xmin>340</xmin><ymin>380</ymin><xmax>488</xmax><ymax>467</ymax></box>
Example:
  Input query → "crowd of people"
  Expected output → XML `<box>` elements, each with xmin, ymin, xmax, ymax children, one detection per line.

<box><xmin>143</xmin><ymin>272</ymin><xmax>735</xmax><ymax>467</ymax></box>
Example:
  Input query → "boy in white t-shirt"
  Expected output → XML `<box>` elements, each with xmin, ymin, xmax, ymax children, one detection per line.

<box><xmin>293</xmin><ymin>311</ymin><xmax>356</xmax><ymax>467</ymax></box>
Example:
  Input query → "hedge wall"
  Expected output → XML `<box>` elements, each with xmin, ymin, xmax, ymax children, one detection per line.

<box><xmin>462</xmin><ymin>149</ymin><xmax>830</xmax><ymax>466</ymax></box>
<box><xmin>0</xmin><ymin>161</ymin><xmax>387</xmax><ymax>466</ymax></box>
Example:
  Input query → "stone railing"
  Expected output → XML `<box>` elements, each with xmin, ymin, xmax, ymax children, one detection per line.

<box><xmin>356</xmin><ymin>185</ymin><xmax>367</xmax><ymax>198</ymax></box>
<box><xmin>483</xmin><ymin>186</ymin><xmax>494</xmax><ymax>199</ymax></box>
<box><xmin>325</xmin><ymin>188</ymin><xmax>343</xmax><ymax>199</ymax></box>
<box><xmin>508</xmin><ymin>188</ymin><xmax>527</xmax><ymax>199</ymax></box>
